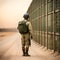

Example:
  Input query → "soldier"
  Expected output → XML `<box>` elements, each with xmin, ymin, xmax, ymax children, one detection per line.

<box><xmin>18</xmin><ymin>13</ymin><xmax>33</xmax><ymax>56</ymax></box>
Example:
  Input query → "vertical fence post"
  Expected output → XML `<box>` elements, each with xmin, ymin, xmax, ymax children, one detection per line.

<box><xmin>46</xmin><ymin>0</ymin><xmax>48</xmax><ymax>49</ymax></box>
<box><xmin>53</xmin><ymin>0</ymin><xmax>55</xmax><ymax>52</ymax></box>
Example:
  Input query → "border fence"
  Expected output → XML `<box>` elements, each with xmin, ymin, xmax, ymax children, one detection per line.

<box><xmin>27</xmin><ymin>0</ymin><xmax>60</xmax><ymax>53</ymax></box>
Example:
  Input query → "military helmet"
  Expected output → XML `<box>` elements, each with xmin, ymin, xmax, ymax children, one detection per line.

<box><xmin>23</xmin><ymin>13</ymin><xmax>29</xmax><ymax>19</ymax></box>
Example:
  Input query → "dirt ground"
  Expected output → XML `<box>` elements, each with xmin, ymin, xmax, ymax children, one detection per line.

<box><xmin>0</xmin><ymin>32</ymin><xmax>16</xmax><ymax>37</ymax></box>
<box><xmin>0</xmin><ymin>32</ymin><xmax>60</xmax><ymax>60</ymax></box>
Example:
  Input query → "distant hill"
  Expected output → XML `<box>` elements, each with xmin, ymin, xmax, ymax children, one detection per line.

<box><xmin>0</xmin><ymin>28</ymin><xmax>17</xmax><ymax>32</ymax></box>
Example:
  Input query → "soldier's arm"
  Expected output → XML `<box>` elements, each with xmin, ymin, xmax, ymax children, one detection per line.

<box><xmin>28</xmin><ymin>22</ymin><xmax>34</xmax><ymax>39</ymax></box>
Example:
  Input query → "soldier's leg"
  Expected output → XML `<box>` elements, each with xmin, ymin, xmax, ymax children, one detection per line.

<box><xmin>21</xmin><ymin>36</ymin><xmax>25</xmax><ymax>56</ymax></box>
<box><xmin>25</xmin><ymin>34</ymin><xmax>30</xmax><ymax>56</ymax></box>
<box><xmin>25</xmin><ymin>46</ymin><xmax>30</xmax><ymax>56</ymax></box>
<box><xmin>22</xmin><ymin>46</ymin><xmax>25</xmax><ymax>56</ymax></box>
<box><xmin>25</xmin><ymin>40</ymin><xmax>30</xmax><ymax>56</ymax></box>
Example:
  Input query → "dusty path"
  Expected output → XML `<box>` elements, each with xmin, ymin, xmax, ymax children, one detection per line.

<box><xmin>0</xmin><ymin>32</ymin><xmax>60</xmax><ymax>60</ymax></box>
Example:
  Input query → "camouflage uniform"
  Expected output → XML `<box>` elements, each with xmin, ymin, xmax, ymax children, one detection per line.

<box><xmin>21</xmin><ymin>20</ymin><xmax>33</xmax><ymax>48</ymax></box>
<box><xmin>20</xmin><ymin>20</ymin><xmax>33</xmax><ymax>56</ymax></box>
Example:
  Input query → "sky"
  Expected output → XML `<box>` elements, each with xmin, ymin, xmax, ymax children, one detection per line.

<box><xmin>0</xmin><ymin>0</ymin><xmax>32</xmax><ymax>28</ymax></box>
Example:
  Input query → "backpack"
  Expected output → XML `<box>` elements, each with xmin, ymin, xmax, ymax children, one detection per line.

<box><xmin>17</xmin><ymin>21</ymin><xmax>29</xmax><ymax>34</ymax></box>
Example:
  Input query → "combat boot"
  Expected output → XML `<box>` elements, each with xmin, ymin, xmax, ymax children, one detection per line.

<box><xmin>22</xmin><ymin>47</ymin><xmax>25</xmax><ymax>56</ymax></box>
<box><xmin>25</xmin><ymin>47</ymin><xmax>30</xmax><ymax>56</ymax></box>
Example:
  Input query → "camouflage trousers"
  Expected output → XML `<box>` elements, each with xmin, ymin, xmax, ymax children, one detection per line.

<box><xmin>21</xmin><ymin>33</ymin><xmax>31</xmax><ymax>48</ymax></box>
